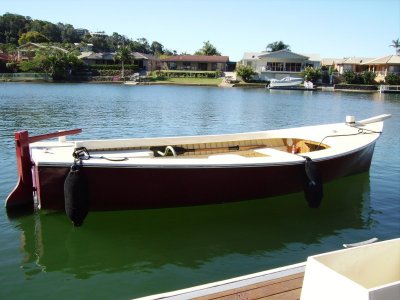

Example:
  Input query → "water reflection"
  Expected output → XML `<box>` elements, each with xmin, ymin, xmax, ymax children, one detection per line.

<box><xmin>14</xmin><ymin>173</ymin><xmax>371</xmax><ymax>280</ymax></box>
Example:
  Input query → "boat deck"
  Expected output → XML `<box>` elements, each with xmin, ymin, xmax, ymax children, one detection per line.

<box><xmin>136</xmin><ymin>263</ymin><xmax>305</xmax><ymax>300</ymax></box>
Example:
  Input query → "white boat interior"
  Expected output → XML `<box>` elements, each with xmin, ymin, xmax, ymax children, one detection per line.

<box><xmin>30</xmin><ymin>115</ymin><xmax>389</xmax><ymax>167</ymax></box>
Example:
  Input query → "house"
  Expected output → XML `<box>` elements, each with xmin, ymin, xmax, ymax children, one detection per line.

<box><xmin>161</xmin><ymin>55</ymin><xmax>229</xmax><ymax>72</ymax></box>
<box><xmin>78</xmin><ymin>51</ymin><xmax>160</xmax><ymax>71</ymax></box>
<box><xmin>17</xmin><ymin>42</ymin><xmax>68</xmax><ymax>61</ymax></box>
<box><xmin>0</xmin><ymin>52</ymin><xmax>18</xmax><ymax>72</ymax></box>
<box><xmin>74</xmin><ymin>43</ymin><xmax>93</xmax><ymax>52</ymax></box>
<box><xmin>241</xmin><ymin>49</ymin><xmax>320</xmax><ymax>81</ymax></box>
<box><xmin>0</xmin><ymin>52</ymin><xmax>16</xmax><ymax>63</ymax></box>
<box><xmin>331</xmin><ymin>57</ymin><xmax>372</xmax><ymax>75</ymax></box>
<box><xmin>78</xmin><ymin>52</ymin><xmax>116</xmax><ymax>65</ymax></box>
<box><xmin>362</xmin><ymin>55</ymin><xmax>400</xmax><ymax>82</ymax></box>
<box><xmin>131</xmin><ymin>52</ymin><xmax>160</xmax><ymax>71</ymax></box>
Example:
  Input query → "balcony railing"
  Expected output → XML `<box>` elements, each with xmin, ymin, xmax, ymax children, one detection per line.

<box><xmin>257</xmin><ymin>66</ymin><xmax>302</xmax><ymax>73</ymax></box>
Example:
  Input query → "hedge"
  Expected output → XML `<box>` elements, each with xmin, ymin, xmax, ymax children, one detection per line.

<box><xmin>88</xmin><ymin>64</ymin><xmax>138</xmax><ymax>71</ymax></box>
<box><xmin>156</xmin><ymin>70</ymin><xmax>221</xmax><ymax>78</ymax></box>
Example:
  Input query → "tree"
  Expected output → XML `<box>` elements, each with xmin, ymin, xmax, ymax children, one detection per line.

<box><xmin>89</xmin><ymin>34</ymin><xmax>112</xmax><ymax>52</ymax></box>
<box><xmin>29</xmin><ymin>20</ymin><xmax>61</xmax><ymax>42</ymax></box>
<box><xmin>114</xmin><ymin>45</ymin><xmax>131</xmax><ymax>79</ymax></box>
<box><xmin>195</xmin><ymin>41</ymin><xmax>221</xmax><ymax>56</ymax></box>
<box><xmin>389</xmin><ymin>38</ymin><xmax>400</xmax><ymax>55</ymax></box>
<box><xmin>150</xmin><ymin>41</ymin><xmax>164</xmax><ymax>56</ymax></box>
<box><xmin>266</xmin><ymin>41</ymin><xmax>290</xmax><ymax>52</ymax></box>
<box><xmin>130</xmin><ymin>38</ymin><xmax>151</xmax><ymax>53</ymax></box>
<box><xmin>163</xmin><ymin>49</ymin><xmax>177</xmax><ymax>56</ymax></box>
<box><xmin>58</xmin><ymin>23</ymin><xmax>80</xmax><ymax>43</ymax></box>
<box><xmin>19</xmin><ymin>48</ymin><xmax>81</xmax><ymax>79</ymax></box>
<box><xmin>18</xmin><ymin>31</ymin><xmax>49</xmax><ymax>45</ymax></box>
<box><xmin>301</xmin><ymin>66</ymin><xmax>322</xmax><ymax>83</ymax></box>
<box><xmin>0</xmin><ymin>13</ymin><xmax>32</xmax><ymax>44</ymax></box>
<box><xmin>236</xmin><ymin>64</ymin><xmax>256</xmax><ymax>82</ymax></box>
<box><xmin>109</xmin><ymin>32</ymin><xmax>129</xmax><ymax>50</ymax></box>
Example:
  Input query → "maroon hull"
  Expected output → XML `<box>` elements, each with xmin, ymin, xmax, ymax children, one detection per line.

<box><xmin>35</xmin><ymin>143</ymin><xmax>376</xmax><ymax>211</ymax></box>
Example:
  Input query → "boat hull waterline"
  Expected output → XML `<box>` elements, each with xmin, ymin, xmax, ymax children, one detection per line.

<box><xmin>35</xmin><ymin>143</ymin><xmax>375</xmax><ymax>211</ymax></box>
<box><xmin>5</xmin><ymin>115</ymin><xmax>390</xmax><ymax>218</ymax></box>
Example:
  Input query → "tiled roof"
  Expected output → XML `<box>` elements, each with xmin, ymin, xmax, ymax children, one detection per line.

<box><xmin>321</xmin><ymin>58</ymin><xmax>338</xmax><ymax>65</ymax></box>
<box><xmin>339</xmin><ymin>57</ymin><xmax>373</xmax><ymax>64</ymax></box>
<box><xmin>258</xmin><ymin>49</ymin><xmax>309</xmax><ymax>60</ymax></box>
<box><xmin>161</xmin><ymin>55</ymin><xmax>229</xmax><ymax>63</ymax></box>
<box><xmin>242</xmin><ymin>50</ymin><xmax>311</xmax><ymax>61</ymax></box>
<box><xmin>132</xmin><ymin>52</ymin><xmax>159</xmax><ymax>60</ymax></box>
<box><xmin>0</xmin><ymin>53</ymin><xmax>16</xmax><ymax>61</ymax></box>
<box><xmin>241</xmin><ymin>52</ymin><xmax>262</xmax><ymax>60</ymax></box>
<box><xmin>79</xmin><ymin>52</ymin><xmax>116</xmax><ymax>60</ymax></box>
<box><xmin>362</xmin><ymin>55</ymin><xmax>400</xmax><ymax>65</ymax></box>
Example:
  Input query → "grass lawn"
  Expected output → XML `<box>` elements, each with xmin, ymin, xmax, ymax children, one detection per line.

<box><xmin>152</xmin><ymin>77</ymin><xmax>223</xmax><ymax>86</ymax></box>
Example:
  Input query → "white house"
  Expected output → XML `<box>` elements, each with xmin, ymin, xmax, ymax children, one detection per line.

<box><xmin>241</xmin><ymin>49</ymin><xmax>320</xmax><ymax>81</ymax></box>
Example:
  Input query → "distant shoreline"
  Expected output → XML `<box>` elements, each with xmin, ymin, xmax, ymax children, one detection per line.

<box><xmin>0</xmin><ymin>79</ymin><xmax>383</xmax><ymax>93</ymax></box>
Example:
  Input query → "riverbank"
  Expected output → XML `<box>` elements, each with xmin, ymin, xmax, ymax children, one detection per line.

<box><xmin>0</xmin><ymin>78</ymin><xmax>391</xmax><ymax>93</ymax></box>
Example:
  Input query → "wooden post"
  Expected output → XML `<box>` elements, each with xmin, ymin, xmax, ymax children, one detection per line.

<box><xmin>5</xmin><ymin>131</ymin><xmax>35</xmax><ymax>209</ymax></box>
<box><xmin>5</xmin><ymin>128</ymin><xmax>82</xmax><ymax>209</ymax></box>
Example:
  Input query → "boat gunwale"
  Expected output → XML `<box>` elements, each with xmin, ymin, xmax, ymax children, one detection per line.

<box><xmin>30</xmin><ymin>119</ymin><xmax>384</xmax><ymax>168</ymax></box>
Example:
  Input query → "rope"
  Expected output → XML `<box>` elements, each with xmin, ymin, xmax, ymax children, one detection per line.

<box><xmin>72</xmin><ymin>147</ymin><xmax>128</xmax><ymax>162</ymax></box>
<box><xmin>316</xmin><ymin>125</ymin><xmax>382</xmax><ymax>150</ymax></box>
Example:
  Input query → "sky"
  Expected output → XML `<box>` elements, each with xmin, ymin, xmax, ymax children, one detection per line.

<box><xmin>1</xmin><ymin>0</ymin><xmax>399</xmax><ymax>61</ymax></box>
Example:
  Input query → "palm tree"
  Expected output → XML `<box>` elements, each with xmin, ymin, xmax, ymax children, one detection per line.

<box><xmin>114</xmin><ymin>45</ymin><xmax>131</xmax><ymax>80</ymax></box>
<box><xmin>266</xmin><ymin>41</ymin><xmax>290</xmax><ymax>52</ymax></box>
<box><xmin>389</xmin><ymin>38</ymin><xmax>400</xmax><ymax>55</ymax></box>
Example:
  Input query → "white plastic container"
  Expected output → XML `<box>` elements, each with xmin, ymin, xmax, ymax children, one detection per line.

<box><xmin>301</xmin><ymin>238</ymin><xmax>400</xmax><ymax>300</ymax></box>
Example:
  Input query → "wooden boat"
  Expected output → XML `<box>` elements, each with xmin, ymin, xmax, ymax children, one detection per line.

<box><xmin>6</xmin><ymin>114</ymin><xmax>390</xmax><ymax>225</ymax></box>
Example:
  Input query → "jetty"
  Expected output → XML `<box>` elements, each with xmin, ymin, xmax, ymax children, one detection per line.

<box><xmin>379</xmin><ymin>85</ymin><xmax>400</xmax><ymax>94</ymax></box>
<box><xmin>136</xmin><ymin>263</ymin><xmax>305</xmax><ymax>300</ymax></box>
<box><xmin>267</xmin><ymin>86</ymin><xmax>316</xmax><ymax>91</ymax></box>
<box><xmin>136</xmin><ymin>238</ymin><xmax>400</xmax><ymax>300</ymax></box>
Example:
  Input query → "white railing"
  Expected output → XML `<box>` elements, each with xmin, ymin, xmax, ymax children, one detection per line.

<box><xmin>258</xmin><ymin>66</ymin><xmax>301</xmax><ymax>73</ymax></box>
<box><xmin>379</xmin><ymin>85</ymin><xmax>400</xmax><ymax>93</ymax></box>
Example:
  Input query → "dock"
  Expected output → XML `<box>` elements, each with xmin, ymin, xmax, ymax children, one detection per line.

<box><xmin>379</xmin><ymin>85</ymin><xmax>400</xmax><ymax>94</ymax></box>
<box><xmin>135</xmin><ymin>238</ymin><xmax>400</xmax><ymax>300</ymax></box>
<box><xmin>136</xmin><ymin>262</ymin><xmax>305</xmax><ymax>300</ymax></box>
<box><xmin>267</xmin><ymin>86</ymin><xmax>316</xmax><ymax>91</ymax></box>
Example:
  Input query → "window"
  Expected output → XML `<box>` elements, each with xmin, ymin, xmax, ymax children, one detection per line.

<box><xmin>285</xmin><ymin>63</ymin><xmax>302</xmax><ymax>72</ymax></box>
<box><xmin>168</xmin><ymin>62</ymin><xmax>177</xmax><ymax>70</ymax></box>
<box><xmin>266</xmin><ymin>62</ymin><xmax>284</xmax><ymax>71</ymax></box>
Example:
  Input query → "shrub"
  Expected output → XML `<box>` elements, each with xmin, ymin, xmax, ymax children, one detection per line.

<box><xmin>236</xmin><ymin>64</ymin><xmax>256</xmax><ymax>82</ymax></box>
<box><xmin>385</xmin><ymin>73</ymin><xmax>400</xmax><ymax>85</ymax></box>
<box><xmin>157</xmin><ymin>70</ymin><xmax>220</xmax><ymax>78</ymax></box>
<box><xmin>300</xmin><ymin>66</ymin><xmax>322</xmax><ymax>83</ymax></box>
<box><xmin>362</xmin><ymin>71</ymin><xmax>377</xmax><ymax>84</ymax></box>
<box><xmin>343</xmin><ymin>70</ymin><xmax>356</xmax><ymax>84</ymax></box>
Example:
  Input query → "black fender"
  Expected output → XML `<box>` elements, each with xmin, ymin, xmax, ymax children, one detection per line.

<box><xmin>64</xmin><ymin>165</ymin><xmax>89</xmax><ymax>226</ymax></box>
<box><xmin>303</xmin><ymin>156</ymin><xmax>323</xmax><ymax>208</ymax></box>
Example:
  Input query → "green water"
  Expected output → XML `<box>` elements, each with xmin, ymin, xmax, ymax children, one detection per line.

<box><xmin>0</xmin><ymin>83</ymin><xmax>399</xmax><ymax>299</ymax></box>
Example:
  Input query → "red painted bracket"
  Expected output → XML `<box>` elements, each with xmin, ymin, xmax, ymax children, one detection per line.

<box><xmin>5</xmin><ymin>129</ymin><xmax>82</xmax><ymax>209</ymax></box>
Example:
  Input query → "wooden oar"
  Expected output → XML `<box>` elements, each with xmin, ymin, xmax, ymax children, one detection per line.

<box><xmin>150</xmin><ymin>144</ymin><xmax>266</xmax><ymax>156</ymax></box>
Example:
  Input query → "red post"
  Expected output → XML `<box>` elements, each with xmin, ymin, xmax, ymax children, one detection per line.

<box><xmin>5</xmin><ymin>128</ymin><xmax>82</xmax><ymax>209</ymax></box>
<box><xmin>5</xmin><ymin>131</ymin><xmax>35</xmax><ymax>208</ymax></box>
